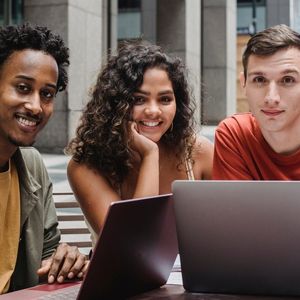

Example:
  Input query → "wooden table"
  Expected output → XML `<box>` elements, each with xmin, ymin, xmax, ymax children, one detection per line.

<box><xmin>130</xmin><ymin>284</ymin><xmax>300</xmax><ymax>299</ymax></box>
<box><xmin>2</xmin><ymin>281</ymin><xmax>300</xmax><ymax>299</ymax></box>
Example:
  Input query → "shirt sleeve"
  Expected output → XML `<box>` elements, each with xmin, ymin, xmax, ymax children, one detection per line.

<box><xmin>212</xmin><ymin>121</ymin><xmax>253</xmax><ymax>180</ymax></box>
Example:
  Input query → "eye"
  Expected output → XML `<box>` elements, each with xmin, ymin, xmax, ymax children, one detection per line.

<box><xmin>160</xmin><ymin>96</ymin><xmax>174</xmax><ymax>104</ymax></box>
<box><xmin>281</xmin><ymin>76</ymin><xmax>295</xmax><ymax>85</ymax></box>
<box><xmin>133</xmin><ymin>96</ymin><xmax>145</xmax><ymax>105</ymax></box>
<box><xmin>253</xmin><ymin>76</ymin><xmax>266</xmax><ymax>85</ymax></box>
<box><xmin>41</xmin><ymin>88</ymin><xmax>55</xmax><ymax>101</ymax></box>
<box><xmin>16</xmin><ymin>83</ymin><xmax>31</xmax><ymax>93</ymax></box>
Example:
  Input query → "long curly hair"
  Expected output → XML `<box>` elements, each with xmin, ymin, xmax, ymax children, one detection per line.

<box><xmin>0</xmin><ymin>23</ymin><xmax>69</xmax><ymax>91</ymax></box>
<box><xmin>66</xmin><ymin>41</ymin><xmax>196</xmax><ymax>187</ymax></box>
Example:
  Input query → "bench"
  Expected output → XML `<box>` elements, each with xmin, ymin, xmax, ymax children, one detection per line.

<box><xmin>53</xmin><ymin>192</ymin><xmax>92</xmax><ymax>255</ymax></box>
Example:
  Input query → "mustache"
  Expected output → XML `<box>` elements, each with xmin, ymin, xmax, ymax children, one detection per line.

<box><xmin>15</xmin><ymin>112</ymin><xmax>43</xmax><ymax>123</ymax></box>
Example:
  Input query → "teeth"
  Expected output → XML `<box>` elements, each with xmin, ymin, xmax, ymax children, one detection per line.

<box><xmin>17</xmin><ymin>117</ymin><xmax>37</xmax><ymax>127</ymax></box>
<box><xmin>142</xmin><ymin>121</ymin><xmax>159</xmax><ymax>127</ymax></box>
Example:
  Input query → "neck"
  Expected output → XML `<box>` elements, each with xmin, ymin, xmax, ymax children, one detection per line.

<box><xmin>0</xmin><ymin>161</ymin><xmax>9</xmax><ymax>172</ymax></box>
<box><xmin>261</xmin><ymin>129</ymin><xmax>300</xmax><ymax>155</ymax></box>
<box><xmin>0</xmin><ymin>144</ymin><xmax>17</xmax><ymax>172</ymax></box>
<box><xmin>157</xmin><ymin>141</ymin><xmax>169</xmax><ymax>155</ymax></box>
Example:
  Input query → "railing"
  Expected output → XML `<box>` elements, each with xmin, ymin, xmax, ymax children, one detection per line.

<box><xmin>53</xmin><ymin>192</ymin><xmax>92</xmax><ymax>254</ymax></box>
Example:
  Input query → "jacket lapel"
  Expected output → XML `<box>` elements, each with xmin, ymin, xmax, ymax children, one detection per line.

<box><xmin>12</xmin><ymin>148</ymin><xmax>41</xmax><ymax>230</ymax></box>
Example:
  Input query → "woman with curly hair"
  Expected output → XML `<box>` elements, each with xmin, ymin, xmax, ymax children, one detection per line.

<box><xmin>66</xmin><ymin>41</ymin><xmax>213</xmax><ymax>243</ymax></box>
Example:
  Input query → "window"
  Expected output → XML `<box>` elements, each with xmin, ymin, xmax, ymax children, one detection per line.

<box><xmin>291</xmin><ymin>0</ymin><xmax>300</xmax><ymax>33</ymax></box>
<box><xmin>118</xmin><ymin>0</ymin><xmax>141</xmax><ymax>41</ymax></box>
<box><xmin>0</xmin><ymin>0</ymin><xmax>23</xmax><ymax>25</ymax></box>
<box><xmin>237</xmin><ymin>0</ymin><xmax>266</xmax><ymax>34</ymax></box>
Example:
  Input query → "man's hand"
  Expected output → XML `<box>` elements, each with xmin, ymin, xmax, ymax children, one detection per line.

<box><xmin>37</xmin><ymin>243</ymin><xmax>89</xmax><ymax>284</ymax></box>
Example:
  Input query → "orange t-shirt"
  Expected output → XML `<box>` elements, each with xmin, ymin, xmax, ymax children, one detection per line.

<box><xmin>212</xmin><ymin>113</ymin><xmax>300</xmax><ymax>180</ymax></box>
<box><xmin>0</xmin><ymin>160</ymin><xmax>20</xmax><ymax>294</ymax></box>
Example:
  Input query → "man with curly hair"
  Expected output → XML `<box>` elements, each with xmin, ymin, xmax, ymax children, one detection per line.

<box><xmin>0</xmin><ymin>23</ymin><xmax>87</xmax><ymax>294</ymax></box>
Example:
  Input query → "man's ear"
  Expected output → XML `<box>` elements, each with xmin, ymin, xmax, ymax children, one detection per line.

<box><xmin>239</xmin><ymin>71</ymin><xmax>246</xmax><ymax>89</ymax></box>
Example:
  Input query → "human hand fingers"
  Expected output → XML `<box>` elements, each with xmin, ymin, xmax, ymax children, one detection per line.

<box><xmin>128</xmin><ymin>121</ymin><xmax>141</xmax><ymax>149</ymax></box>
<box><xmin>74</xmin><ymin>260</ymin><xmax>90</xmax><ymax>279</ymax></box>
<box><xmin>129</xmin><ymin>121</ymin><xmax>158</xmax><ymax>156</ymax></box>
<box><xmin>63</xmin><ymin>251</ymin><xmax>87</xmax><ymax>280</ymax></box>
<box><xmin>54</xmin><ymin>244</ymin><xmax>82</xmax><ymax>283</ymax></box>
<box><xmin>129</xmin><ymin>121</ymin><xmax>139</xmax><ymax>134</ymax></box>
<box><xmin>37</xmin><ymin>255</ymin><xmax>53</xmax><ymax>282</ymax></box>
<box><xmin>47</xmin><ymin>243</ymin><xmax>69</xmax><ymax>283</ymax></box>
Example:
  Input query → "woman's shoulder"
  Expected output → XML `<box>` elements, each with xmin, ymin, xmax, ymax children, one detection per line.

<box><xmin>191</xmin><ymin>135</ymin><xmax>214</xmax><ymax>179</ymax></box>
<box><xmin>67</xmin><ymin>157</ymin><xmax>83</xmax><ymax>173</ymax></box>
<box><xmin>67</xmin><ymin>157</ymin><xmax>117</xmax><ymax>196</ymax></box>
<box><xmin>67</xmin><ymin>157</ymin><xmax>99</xmax><ymax>180</ymax></box>
<box><xmin>192</xmin><ymin>135</ymin><xmax>214</xmax><ymax>158</ymax></box>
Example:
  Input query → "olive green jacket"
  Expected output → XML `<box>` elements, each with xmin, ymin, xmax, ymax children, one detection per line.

<box><xmin>8</xmin><ymin>147</ymin><xmax>60</xmax><ymax>292</ymax></box>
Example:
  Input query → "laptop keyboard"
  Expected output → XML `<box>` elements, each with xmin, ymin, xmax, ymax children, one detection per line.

<box><xmin>37</xmin><ymin>285</ymin><xmax>80</xmax><ymax>299</ymax></box>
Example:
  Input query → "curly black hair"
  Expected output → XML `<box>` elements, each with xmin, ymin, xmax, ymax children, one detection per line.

<box><xmin>66</xmin><ymin>40</ymin><xmax>196</xmax><ymax>187</ymax></box>
<box><xmin>0</xmin><ymin>23</ymin><xmax>69</xmax><ymax>91</ymax></box>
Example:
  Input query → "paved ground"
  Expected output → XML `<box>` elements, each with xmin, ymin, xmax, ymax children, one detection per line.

<box><xmin>41</xmin><ymin>153</ymin><xmax>71</xmax><ymax>193</ymax></box>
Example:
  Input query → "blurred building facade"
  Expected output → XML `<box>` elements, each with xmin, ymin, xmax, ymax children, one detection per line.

<box><xmin>1</xmin><ymin>0</ymin><xmax>299</xmax><ymax>153</ymax></box>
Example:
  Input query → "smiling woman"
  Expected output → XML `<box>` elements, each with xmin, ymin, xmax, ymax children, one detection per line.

<box><xmin>131</xmin><ymin>68</ymin><xmax>176</xmax><ymax>143</ymax></box>
<box><xmin>65</xmin><ymin>41</ymin><xmax>213</xmax><ymax>245</ymax></box>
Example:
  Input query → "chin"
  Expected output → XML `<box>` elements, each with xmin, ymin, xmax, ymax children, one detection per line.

<box><xmin>8</xmin><ymin>136</ymin><xmax>35</xmax><ymax>147</ymax></box>
<box><xmin>145</xmin><ymin>136</ymin><xmax>160</xmax><ymax>143</ymax></box>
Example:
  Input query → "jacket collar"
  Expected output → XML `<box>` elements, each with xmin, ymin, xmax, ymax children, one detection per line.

<box><xmin>12</xmin><ymin>148</ymin><xmax>41</xmax><ymax>228</ymax></box>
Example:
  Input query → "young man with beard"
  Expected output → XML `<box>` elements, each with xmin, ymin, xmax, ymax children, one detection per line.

<box><xmin>0</xmin><ymin>23</ymin><xmax>87</xmax><ymax>294</ymax></box>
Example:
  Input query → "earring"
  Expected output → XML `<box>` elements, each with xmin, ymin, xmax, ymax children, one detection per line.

<box><xmin>169</xmin><ymin>122</ymin><xmax>174</xmax><ymax>132</ymax></box>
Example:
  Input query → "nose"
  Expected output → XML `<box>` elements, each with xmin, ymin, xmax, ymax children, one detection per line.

<box><xmin>24</xmin><ymin>93</ymin><xmax>43</xmax><ymax>115</ymax></box>
<box><xmin>144</xmin><ymin>101</ymin><xmax>161</xmax><ymax>116</ymax></box>
<box><xmin>264</xmin><ymin>82</ymin><xmax>280</xmax><ymax>105</ymax></box>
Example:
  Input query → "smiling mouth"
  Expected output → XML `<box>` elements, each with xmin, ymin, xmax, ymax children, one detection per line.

<box><xmin>140</xmin><ymin>121</ymin><xmax>161</xmax><ymax>127</ymax></box>
<box><xmin>261</xmin><ymin>110</ymin><xmax>284</xmax><ymax>116</ymax></box>
<box><xmin>15</xmin><ymin>114</ymin><xmax>41</xmax><ymax>128</ymax></box>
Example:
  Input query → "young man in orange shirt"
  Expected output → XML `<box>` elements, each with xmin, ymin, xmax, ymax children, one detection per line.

<box><xmin>213</xmin><ymin>24</ymin><xmax>300</xmax><ymax>180</ymax></box>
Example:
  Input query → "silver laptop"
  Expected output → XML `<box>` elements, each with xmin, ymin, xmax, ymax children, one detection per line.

<box><xmin>172</xmin><ymin>180</ymin><xmax>300</xmax><ymax>296</ymax></box>
<box><xmin>2</xmin><ymin>194</ymin><xmax>178</xmax><ymax>300</ymax></box>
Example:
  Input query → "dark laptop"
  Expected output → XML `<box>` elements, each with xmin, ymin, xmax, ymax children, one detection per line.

<box><xmin>172</xmin><ymin>180</ymin><xmax>300</xmax><ymax>297</ymax></box>
<box><xmin>2</xmin><ymin>194</ymin><xmax>178</xmax><ymax>300</ymax></box>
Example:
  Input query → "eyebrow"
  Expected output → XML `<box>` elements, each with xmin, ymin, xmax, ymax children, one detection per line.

<box><xmin>247</xmin><ymin>71</ymin><xmax>264</xmax><ymax>77</ymax></box>
<box><xmin>247</xmin><ymin>68</ymin><xmax>300</xmax><ymax>77</ymax></box>
<box><xmin>15</xmin><ymin>75</ymin><xmax>57</xmax><ymax>89</ymax></box>
<box><xmin>281</xmin><ymin>68</ymin><xmax>300</xmax><ymax>75</ymax></box>
<box><xmin>134</xmin><ymin>89</ymin><xmax>174</xmax><ymax>96</ymax></box>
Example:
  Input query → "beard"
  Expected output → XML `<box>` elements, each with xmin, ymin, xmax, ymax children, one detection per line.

<box><xmin>8</xmin><ymin>134</ymin><xmax>35</xmax><ymax>147</ymax></box>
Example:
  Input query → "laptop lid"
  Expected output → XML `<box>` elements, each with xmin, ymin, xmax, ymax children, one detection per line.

<box><xmin>1</xmin><ymin>194</ymin><xmax>178</xmax><ymax>300</ymax></box>
<box><xmin>172</xmin><ymin>180</ymin><xmax>300</xmax><ymax>296</ymax></box>
<box><xmin>77</xmin><ymin>193</ymin><xmax>178</xmax><ymax>299</ymax></box>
